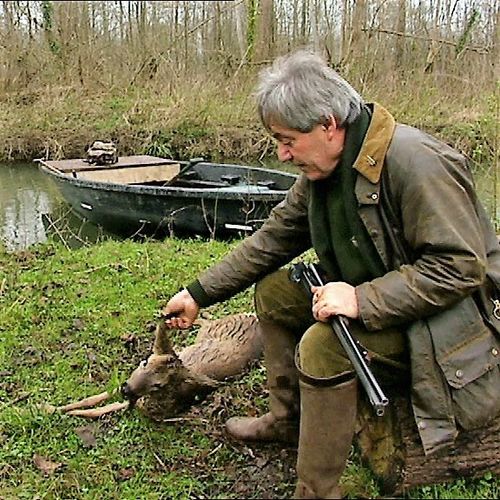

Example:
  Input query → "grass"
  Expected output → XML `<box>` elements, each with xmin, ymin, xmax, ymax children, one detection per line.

<box><xmin>0</xmin><ymin>238</ymin><xmax>498</xmax><ymax>499</ymax></box>
<box><xmin>0</xmin><ymin>78</ymin><xmax>261</xmax><ymax>165</ymax></box>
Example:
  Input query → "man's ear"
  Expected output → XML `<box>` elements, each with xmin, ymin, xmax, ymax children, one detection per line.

<box><xmin>328</xmin><ymin>114</ymin><xmax>338</xmax><ymax>128</ymax></box>
<box><xmin>323</xmin><ymin>114</ymin><xmax>338</xmax><ymax>139</ymax></box>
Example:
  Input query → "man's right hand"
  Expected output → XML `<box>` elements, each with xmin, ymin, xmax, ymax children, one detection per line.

<box><xmin>162</xmin><ymin>289</ymin><xmax>200</xmax><ymax>329</ymax></box>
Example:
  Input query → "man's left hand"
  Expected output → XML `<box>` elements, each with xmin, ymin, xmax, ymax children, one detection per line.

<box><xmin>311</xmin><ymin>282</ymin><xmax>359</xmax><ymax>322</ymax></box>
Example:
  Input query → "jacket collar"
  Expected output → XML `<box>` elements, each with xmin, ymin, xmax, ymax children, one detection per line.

<box><xmin>352</xmin><ymin>103</ymin><xmax>396</xmax><ymax>184</ymax></box>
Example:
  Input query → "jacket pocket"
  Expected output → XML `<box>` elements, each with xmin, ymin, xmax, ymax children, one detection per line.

<box><xmin>451</xmin><ymin>365</ymin><xmax>500</xmax><ymax>430</ymax></box>
<box><xmin>434</xmin><ymin>297</ymin><xmax>500</xmax><ymax>430</ymax></box>
<box><xmin>437</xmin><ymin>327</ymin><xmax>499</xmax><ymax>389</ymax></box>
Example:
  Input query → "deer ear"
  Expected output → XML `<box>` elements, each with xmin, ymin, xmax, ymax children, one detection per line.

<box><xmin>153</xmin><ymin>322</ymin><xmax>176</xmax><ymax>355</ymax></box>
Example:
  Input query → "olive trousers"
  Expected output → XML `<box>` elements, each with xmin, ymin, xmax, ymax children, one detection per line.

<box><xmin>254</xmin><ymin>268</ymin><xmax>409</xmax><ymax>384</ymax></box>
<box><xmin>254</xmin><ymin>268</ymin><xmax>409</xmax><ymax>498</ymax></box>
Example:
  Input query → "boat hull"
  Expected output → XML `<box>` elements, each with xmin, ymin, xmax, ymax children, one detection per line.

<box><xmin>38</xmin><ymin>157</ymin><xmax>296</xmax><ymax>238</ymax></box>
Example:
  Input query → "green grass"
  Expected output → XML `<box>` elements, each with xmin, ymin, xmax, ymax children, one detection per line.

<box><xmin>0</xmin><ymin>239</ymin><xmax>498</xmax><ymax>498</ymax></box>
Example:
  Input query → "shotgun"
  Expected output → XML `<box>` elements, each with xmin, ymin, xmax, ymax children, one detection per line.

<box><xmin>290</xmin><ymin>262</ymin><xmax>389</xmax><ymax>416</ymax></box>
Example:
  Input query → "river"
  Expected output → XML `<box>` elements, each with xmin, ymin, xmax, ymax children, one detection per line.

<box><xmin>1</xmin><ymin>161</ymin><xmax>497</xmax><ymax>253</ymax></box>
<box><xmin>0</xmin><ymin>162</ymin><xmax>109</xmax><ymax>251</ymax></box>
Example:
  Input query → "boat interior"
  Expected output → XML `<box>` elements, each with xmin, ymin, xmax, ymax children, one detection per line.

<box><xmin>39</xmin><ymin>155</ymin><xmax>290</xmax><ymax>190</ymax></box>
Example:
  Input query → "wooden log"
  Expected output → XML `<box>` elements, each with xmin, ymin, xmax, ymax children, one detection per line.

<box><xmin>354</xmin><ymin>392</ymin><xmax>500</xmax><ymax>494</ymax></box>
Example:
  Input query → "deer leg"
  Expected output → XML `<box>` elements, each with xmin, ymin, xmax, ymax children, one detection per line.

<box><xmin>56</xmin><ymin>390</ymin><xmax>116</xmax><ymax>412</ymax></box>
<box><xmin>42</xmin><ymin>389</ymin><xmax>130</xmax><ymax>418</ymax></box>
<box><xmin>65</xmin><ymin>401</ymin><xmax>130</xmax><ymax>418</ymax></box>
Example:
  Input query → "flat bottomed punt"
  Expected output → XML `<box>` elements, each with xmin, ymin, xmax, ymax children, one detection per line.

<box><xmin>37</xmin><ymin>155</ymin><xmax>297</xmax><ymax>238</ymax></box>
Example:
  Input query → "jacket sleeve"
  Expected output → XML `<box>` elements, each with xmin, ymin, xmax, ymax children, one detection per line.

<box><xmin>187</xmin><ymin>174</ymin><xmax>311</xmax><ymax>307</ymax></box>
<box><xmin>356</xmin><ymin>128</ymin><xmax>488</xmax><ymax>331</ymax></box>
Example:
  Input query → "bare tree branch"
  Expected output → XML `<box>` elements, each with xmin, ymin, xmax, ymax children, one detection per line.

<box><xmin>362</xmin><ymin>27</ymin><xmax>490</xmax><ymax>55</ymax></box>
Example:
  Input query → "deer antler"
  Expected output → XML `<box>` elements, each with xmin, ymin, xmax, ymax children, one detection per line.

<box><xmin>153</xmin><ymin>321</ymin><xmax>177</xmax><ymax>356</ymax></box>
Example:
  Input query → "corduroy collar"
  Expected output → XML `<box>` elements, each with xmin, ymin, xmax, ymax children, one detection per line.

<box><xmin>352</xmin><ymin>103</ymin><xmax>396</xmax><ymax>184</ymax></box>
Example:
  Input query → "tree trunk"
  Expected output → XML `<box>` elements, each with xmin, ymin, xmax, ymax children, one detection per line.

<box><xmin>341</xmin><ymin>0</ymin><xmax>351</xmax><ymax>62</ymax></box>
<box><xmin>310</xmin><ymin>0</ymin><xmax>320</xmax><ymax>52</ymax></box>
<box><xmin>301</xmin><ymin>0</ymin><xmax>309</xmax><ymax>43</ymax></box>
<box><xmin>355</xmin><ymin>391</ymin><xmax>500</xmax><ymax>495</ymax></box>
<box><xmin>257</xmin><ymin>0</ymin><xmax>275</xmax><ymax>61</ymax></box>
<box><xmin>395</xmin><ymin>0</ymin><xmax>407</xmax><ymax>70</ymax></box>
<box><xmin>234</xmin><ymin>0</ymin><xmax>246</xmax><ymax>58</ymax></box>
<box><xmin>246</xmin><ymin>0</ymin><xmax>259</xmax><ymax>62</ymax></box>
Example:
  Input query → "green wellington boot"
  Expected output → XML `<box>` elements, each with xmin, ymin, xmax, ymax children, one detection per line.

<box><xmin>226</xmin><ymin>320</ymin><xmax>300</xmax><ymax>444</ymax></box>
<box><xmin>294</xmin><ymin>375</ymin><xmax>357</xmax><ymax>499</ymax></box>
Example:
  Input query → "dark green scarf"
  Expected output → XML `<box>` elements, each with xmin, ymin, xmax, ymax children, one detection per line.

<box><xmin>309</xmin><ymin>106</ymin><xmax>386</xmax><ymax>285</ymax></box>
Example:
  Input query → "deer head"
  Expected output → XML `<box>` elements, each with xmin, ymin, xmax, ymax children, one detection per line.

<box><xmin>121</xmin><ymin>322</ymin><xmax>218</xmax><ymax>418</ymax></box>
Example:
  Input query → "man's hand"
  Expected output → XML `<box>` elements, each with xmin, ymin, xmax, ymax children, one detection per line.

<box><xmin>162</xmin><ymin>289</ymin><xmax>200</xmax><ymax>329</ymax></box>
<box><xmin>311</xmin><ymin>282</ymin><xmax>359</xmax><ymax>322</ymax></box>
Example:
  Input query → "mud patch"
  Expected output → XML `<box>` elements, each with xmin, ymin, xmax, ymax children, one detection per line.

<box><xmin>181</xmin><ymin>380</ymin><xmax>298</xmax><ymax>498</ymax></box>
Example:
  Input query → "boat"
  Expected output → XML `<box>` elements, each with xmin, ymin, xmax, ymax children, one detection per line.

<box><xmin>36</xmin><ymin>155</ymin><xmax>297</xmax><ymax>239</ymax></box>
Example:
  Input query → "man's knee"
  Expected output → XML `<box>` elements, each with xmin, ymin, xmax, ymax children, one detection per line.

<box><xmin>254</xmin><ymin>270</ymin><xmax>312</xmax><ymax>332</ymax></box>
<box><xmin>297</xmin><ymin>323</ymin><xmax>351</xmax><ymax>379</ymax></box>
<box><xmin>254</xmin><ymin>269</ymin><xmax>290</xmax><ymax>318</ymax></box>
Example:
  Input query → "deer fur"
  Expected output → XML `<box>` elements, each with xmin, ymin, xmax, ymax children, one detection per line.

<box><xmin>50</xmin><ymin>314</ymin><xmax>263</xmax><ymax>420</ymax></box>
<box><xmin>125</xmin><ymin>313</ymin><xmax>262</xmax><ymax>421</ymax></box>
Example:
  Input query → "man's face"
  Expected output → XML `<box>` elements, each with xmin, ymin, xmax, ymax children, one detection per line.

<box><xmin>270</xmin><ymin>116</ymin><xmax>344</xmax><ymax>181</ymax></box>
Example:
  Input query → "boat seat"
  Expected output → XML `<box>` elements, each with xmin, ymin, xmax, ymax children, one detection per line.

<box><xmin>257</xmin><ymin>180</ymin><xmax>277</xmax><ymax>189</ymax></box>
<box><xmin>169</xmin><ymin>179</ymin><xmax>230</xmax><ymax>189</ymax></box>
<box><xmin>220</xmin><ymin>174</ymin><xmax>240</xmax><ymax>185</ymax></box>
<box><xmin>77</xmin><ymin>163</ymin><xmax>181</xmax><ymax>185</ymax></box>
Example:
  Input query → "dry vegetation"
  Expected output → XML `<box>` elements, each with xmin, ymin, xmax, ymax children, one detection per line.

<box><xmin>0</xmin><ymin>0</ymin><xmax>498</xmax><ymax>221</ymax></box>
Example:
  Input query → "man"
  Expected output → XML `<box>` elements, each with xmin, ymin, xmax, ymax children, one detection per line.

<box><xmin>164</xmin><ymin>50</ymin><xmax>500</xmax><ymax>498</ymax></box>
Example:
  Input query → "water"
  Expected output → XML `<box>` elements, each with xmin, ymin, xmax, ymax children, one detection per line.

<box><xmin>0</xmin><ymin>162</ymin><xmax>108</xmax><ymax>251</ymax></box>
<box><xmin>0</xmin><ymin>159</ymin><xmax>290</xmax><ymax>252</ymax></box>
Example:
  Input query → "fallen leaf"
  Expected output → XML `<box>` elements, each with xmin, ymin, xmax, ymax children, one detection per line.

<box><xmin>121</xmin><ymin>333</ymin><xmax>137</xmax><ymax>350</ymax></box>
<box><xmin>87</xmin><ymin>351</ymin><xmax>97</xmax><ymax>363</ymax></box>
<box><xmin>11</xmin><ymin>391</ymin><xmax>30</xmax><ymax>404</ymax></box>
<box><xmin>33</xmin><ymin>454</ymin><xmax>63</xmax><ymax>476</ymax></box>
<box><xmin>37</xmin><ymin>403</ymin><xmax>57</xmax><ymax>414</ymax></box>
<box><xmin>75</xmin><ymin>425</ymin><xmax>97</xmax><ymax>447</ymax></box>
<box><xmin>116</xmin><ymin>467</ymin><xmax>135</xmax><ymax>481</ymax></box>
<box><xmin>72</xmin><ymin>318</ymin><xmax>85</xmax><ymax>331</ymax></box>
<box><xmin>145</xmin><ymin>321</ymin><xmax>156</xmax><ymax>333</ymax></box>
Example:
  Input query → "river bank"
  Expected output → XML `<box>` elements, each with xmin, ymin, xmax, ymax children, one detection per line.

<box><xmin>1</xmin><ymin>76</ymin><xmax>498</xmax><ymax>228</ymax></box>
<box><xmin>1</xmin><ymin>76</ymin><xmax>497</xmax><ymax>167</ymax></box>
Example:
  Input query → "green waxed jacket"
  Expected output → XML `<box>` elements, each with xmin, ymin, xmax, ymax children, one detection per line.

<box><xmin>187</xmin><ymin>103</ymin><xmax>500</xmax><ymax>454</ymax></box>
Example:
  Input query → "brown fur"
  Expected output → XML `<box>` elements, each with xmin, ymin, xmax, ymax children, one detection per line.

<box><xmin>124</xmin><ymin>313</ymin><xmax>262</xmax><ymax>421</ymax></box>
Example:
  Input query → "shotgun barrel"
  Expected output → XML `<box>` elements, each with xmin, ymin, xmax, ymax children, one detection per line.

<box><xmin>290</xmin><ymin>262</ymin><xmax>389</xmax><ymax>416</ymax></box>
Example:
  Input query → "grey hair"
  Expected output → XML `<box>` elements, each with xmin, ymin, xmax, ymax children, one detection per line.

<box><xmin>255</xmin><ymin>50</ymin><xmax>364</xmax><ymax>132</ymax></box>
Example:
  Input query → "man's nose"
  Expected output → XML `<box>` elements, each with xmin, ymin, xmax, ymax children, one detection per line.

<box><xmin>277</xmin><ymin>143</ymin><xmax>292</xmax><ymax>162</ymax></box>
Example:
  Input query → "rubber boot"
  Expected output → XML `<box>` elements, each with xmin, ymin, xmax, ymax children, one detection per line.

<box><xmin>226</xmin><ymin>320</ymin><xmax>299</xmax><ymax>444</ymax></box>
<box><xmin>294</xmin><ymin>374</ymin><xmax>357</xmax><ymax>499</ymax></box>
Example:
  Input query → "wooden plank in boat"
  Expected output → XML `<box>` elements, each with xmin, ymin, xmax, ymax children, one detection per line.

<box><xmin>76</xmin><ymin>163</ymin><xmax>181</xmax><ymax>184</ymax></box>
<box><xmin>43</xmin><ymin>155</ymin><xmax>174</xmax><ymax>173</ymax></box>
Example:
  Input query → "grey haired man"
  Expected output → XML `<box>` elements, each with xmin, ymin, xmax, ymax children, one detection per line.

<box><xmin>164</xmin><ymin>50</ymin><xmax>500</xmax><ymax>498</ymax></box>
